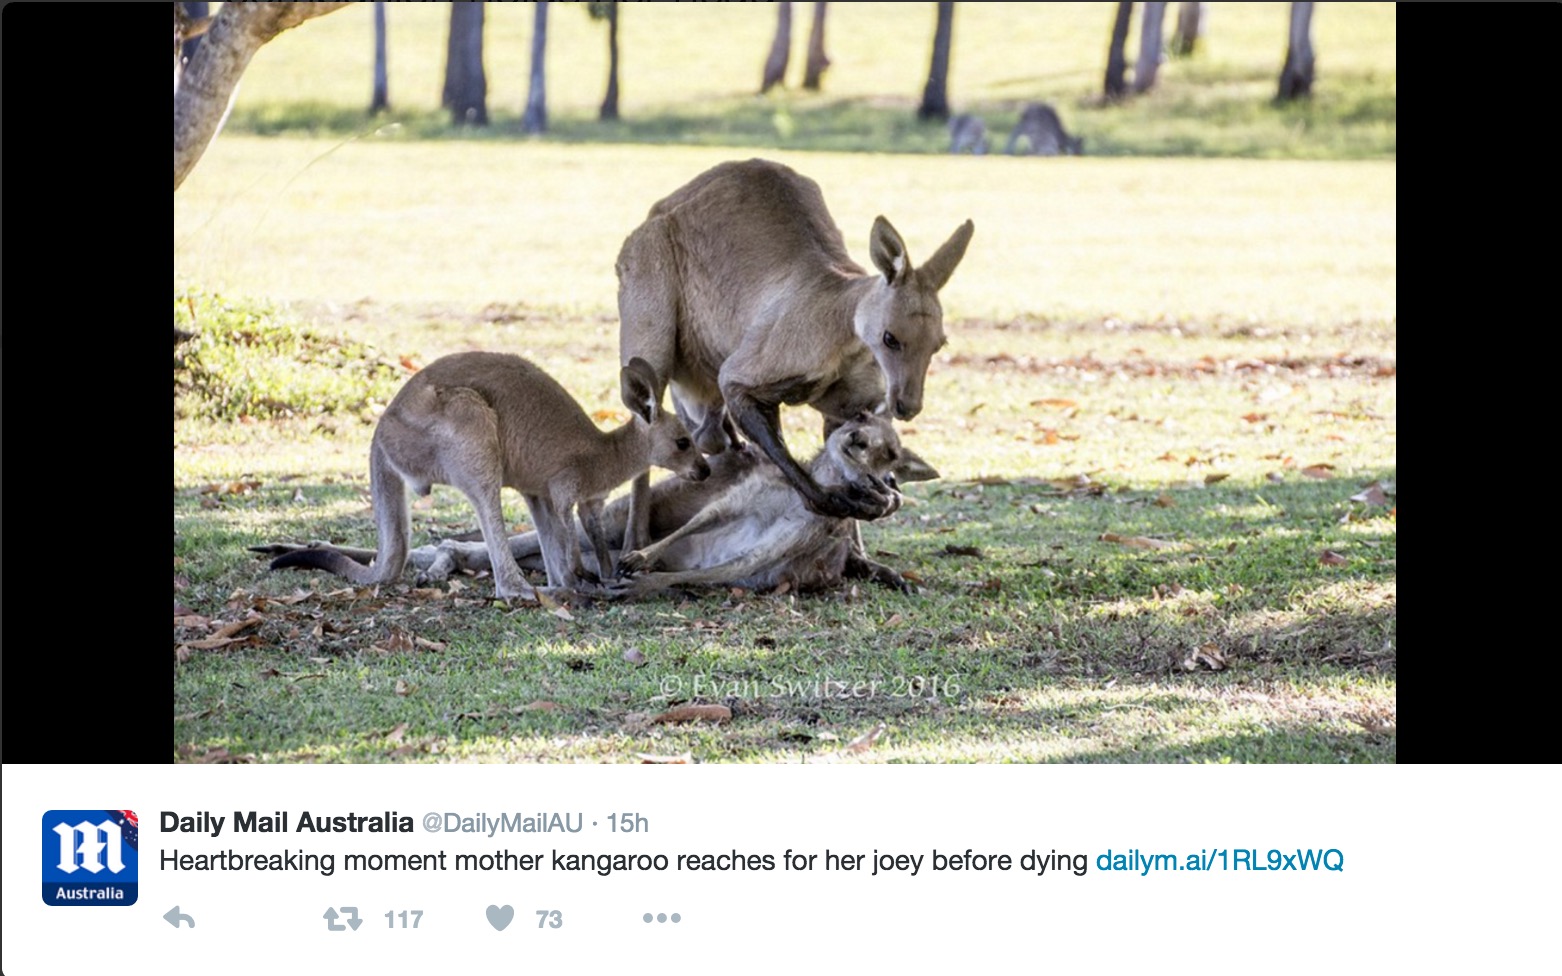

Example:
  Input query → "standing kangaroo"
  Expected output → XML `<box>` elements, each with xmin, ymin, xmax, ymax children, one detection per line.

<box><xmin>948</xmin><ymin>113</ymin><xmax>989</xmax><ymax>155</ymax></box>
<box><xmin>268</xmin><ymin>352</ymin><xmax>708</xmax><ymax>601</ymax></box>
<box><xmin>1005</xmin><ymin>102</ymin><xmax>1084</xmax><ymax>156</ymax></box>
<box><xmin>616</xmin><ymin>158</ymin><xmax>973</xmax><ymax>547</ymax></box>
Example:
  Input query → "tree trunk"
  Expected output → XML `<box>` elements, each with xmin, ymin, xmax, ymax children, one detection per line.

<box><xmin>370</xmin><ymin>1</ymin><xmax>389</xmax><ymax>114</ymax></box>
<box><xmin>761</xmin><ymin>2</ymin><xmax>792</xmax><ymax>94</ymax></box>
<box><xmin>1171</xmin><ymin>1</ymin><xmax>1204</xmax><ymax>56</ymax></box>
<box><xmin>174</xmin><ymin>2</ymin><xmax>353</xmax><ymax>190</ymax></box>
<box><xmin>1103</xmin><ymin>1</ymin><xmax>1132</xmax><ymax>101</ymax></box>
<box><xmin>180</xmin><ymin>2</ymin><xmax>210</xmax><ymax>64</ymax></box>
<box><xmin>1277</xmin><ymin>1</ymin><xmax>1315</xmax><ymax>100</ymax></box>
<box><xmin>444</xmin><ymin>2</ymin><xmax>487</xmax><ymax>125</ymax></box>
<box><xmin>1133</xmin><ymin>1</ymin><xmax>1167</xmax><ymax>93</ymax></box>
<box><xmin>803</xmin><ymin>2</ymin><xmax>830</xmax><ymax>90</ymax></box>
<box><xmin>600</xmin><ymin>0</ymin><xmax>619</xmax><ymax>120</ymax></box>
<box><xmin>917</xmin><ymin>1</ymin><xmax>954</xmax><ymax>121</ymax></box>
<box><xmin>523</xmin><ymin>1</ymin><xmax>549</xmax><ymax>132</ymax></box>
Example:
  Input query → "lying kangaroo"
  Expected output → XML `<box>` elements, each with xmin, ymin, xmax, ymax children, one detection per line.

<box><xmin>268</xmin><ymin>352</ymin><xmax>708</xmax><ymax>601</ymax></box>
<box><xmin>256</xmin><ymin>416</ymin><xmax>937</xmax><ymax>596</ymax></box>
<box><xmin>1005</xmin><ymin>102</ymin><xmax>1084</xmax><ymax>156</ymax></box>
<box><xmin>611</xmin><ymin>414</ymin><xmax>935</xmax><ymax>597</ymax></box>
<box><xmin>616</xmin><ymin>158</ymin><xmax>973</xmax><ymax>545</ymax></box>
<box><xmin>948</xmin><ymin>113</ymin><xmax>989</xmax><ymax>155</ymax></box>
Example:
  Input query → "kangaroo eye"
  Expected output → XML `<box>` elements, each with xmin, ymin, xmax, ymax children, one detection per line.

<box><xmin>883</xmin><ymin>331</ymin><xmax>902</xmax><ymax>352</ymax></box>
<box><xmin>676</xmin><ymin>438</ymin><xmax>692</xmax><ymax>451</ymax></box>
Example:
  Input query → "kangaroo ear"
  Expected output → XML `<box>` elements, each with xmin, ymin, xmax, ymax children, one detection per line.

<box><xmin>869</xmin><ymin>216</ymin><xmax>910</xmax><ymax>285</ymax></box>
<box><xmin>620</xmin><ymin>357</ymin><xmax>662</xmax><ymax>423</ymax></box>
<box><xmin>919</xmin><ymin>219</ymin><xmax>974</xmax><ymax>292</ymax></box>
<box><xmin>893</xmin><ymin>449</ymin><xmax>940</xmax><ymax>484</ymax></box>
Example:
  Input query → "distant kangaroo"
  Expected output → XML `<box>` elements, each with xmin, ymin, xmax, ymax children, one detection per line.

<box><xmin>1005</xmin><ymin>102</ymin><xmax>1084</xmax><ymax>156</ymax></box>
<box><xmin>262</xmin><ymin>416</ymin><xmax>938</xmax><ymax>597</ymax></box>
<box><xmin>948</xmin><ymin>113</ymin><xmax>989</xmax><ymax>155</ymax></box>
<box><xmin>615</xmin><ymin>158</ymin><xmax>973</xmax><ymax>547</ymax></box>
<box><xmin>268</xmin><ymin>352</ymin><xmax>708</xmax><ymax>600</ymax></box>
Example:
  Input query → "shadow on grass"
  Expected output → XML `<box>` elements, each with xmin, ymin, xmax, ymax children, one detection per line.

<box><xmin>174</xmin><ymin>465</ymin><xmax>1394</xmax><ymax>762</ymax></box>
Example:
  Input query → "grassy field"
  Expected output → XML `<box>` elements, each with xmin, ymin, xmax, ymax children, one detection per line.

<box><xmin>173</xmin><ymin>3</ymin><xmax>1394</xmax><ymax>763</ymax></box>
<box><xmin>224</xmin><ymin>2</ymin><xmax>1396</xmax><ymax>159</ymax></box>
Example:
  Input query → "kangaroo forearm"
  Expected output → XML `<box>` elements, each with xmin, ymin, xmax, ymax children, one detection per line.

<box><xmin>728</xmin><ymin>394</ymin><xmax>826</xmax><ymax>504</ymax></box>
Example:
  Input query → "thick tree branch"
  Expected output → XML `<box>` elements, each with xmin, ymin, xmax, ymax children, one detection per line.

<box><xmin>174</xmin><ymin>2</ymin><xmax>353</xmax><ymax>190</ymax></box>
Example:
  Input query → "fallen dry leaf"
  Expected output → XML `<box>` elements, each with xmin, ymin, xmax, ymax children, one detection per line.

<box><xmin>1154</xmin><ymin>493</ymin><xmax>1176</xmax><ymax>508</ymax></box>
<box><xmin>1204</xmin><ymin>473</ymin><xmax>1230</xmax><ymax>485</ymax></box>
<box><xmin>1302</xmin><ymin>464</ymin><xmax>1336</xmax><ymax>480</ymax></box>
<box><xmin>1318</xmin><ymin>549</ymin><xmax>1349</xmax><ymax>566</ymax></box>
<box><xmin>383</xmin><ymin>722</ymin><xmax>409</xmax><ymax>743</ymax></box>
<box><xmin>637</xmin><ymin>753</ymin><xmax>693</xmax><ymax>764</ymax></box>
<box><xmin>384</xmin><ymin>628</ymin><xmax>416</xmax><ymax>654</ymax></box>
<box><xmin>514</xmin><ymin>701</ymin><xmax>562</xmax><ymax>712</ymax></box>
<box><xmin>623</xmin><ymin>647</ymin><xmax>648</xmax><ymax>666</ymax></box>
<box><xmin>1032</xmin><ymin>397</ymin><xmax>1078</xmax><ymax>408</ymax></box>
<box><xmin>211</xmin><ymin>615</ymin><xmax>262</xmax><ymax>640</ymax></box>
<box><xmin>1181</xmin><ymin>643</ymin><xmax>1227</xmax><ymax>671</ymax></box>
<box><xmin>652</xmin><ymin>704</ymin><xmax>732</xmax><ymax>725</ymax></box>
<box><xmin>592</xmin><ymin>407</ymin><xmax>628</xmax><ymax>424</ymax></box>
<box><xmin>941</xmin><ymin>544</ymin><xmax>984</xmax><ymax>558</ymax></box>
<box><xmin>1240</xmin><ymin>413</ymin><xmax>1268</xmax><ymax>423</ymax></box>
<box><xmin>845</xmin><ymin>721</ymin><xmax>888</xmax><ymax>753</ymax></box>
<box><xmin>1100</xmin><ymin>532</ymin><xmax>1184</xmax><ymax>550</ymax></box>
<box><xmin>414</xmin><ymin>636</ymin><xmax>447</xmax><ymax>652</ymax></box>
<box><xmin>399</xmin><ymin>355</ymin><xmax>421</xmax><ymax>373</ymax></box>
<box><xmin>1348</xmin><ymin>713</ymin><xmax>1396</xmax><ymax>735</ymax></box>
<box><xmin>394</xmin><ymin>679</ymin><xmax>413</xmax><ymax>696</ymax></box>
<box><xmin>1349</xmin><ymin>481</ymin><xmax>1392</xmax><ymax>506</ymax></box>
<box><xmin>178</xmin><ymin>636</ymin><xmax>247</xmax><ymax>651</ymax></box>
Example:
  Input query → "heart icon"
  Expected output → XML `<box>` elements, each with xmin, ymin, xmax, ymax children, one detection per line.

<box><xmin>486</xmin><ymin>904</ymin><xmax>515</xmax><ymax>931</ymax></box>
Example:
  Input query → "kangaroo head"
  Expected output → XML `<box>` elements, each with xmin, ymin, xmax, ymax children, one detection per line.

<box><xmin>854</xmin><ymin>217</ymin><xmax>975</xmax><ymax>422</ymax></box>
<box><xmin>622</xmin><ymin>357</ymin><xmax>710</xmax><ymax>482</ymax></box>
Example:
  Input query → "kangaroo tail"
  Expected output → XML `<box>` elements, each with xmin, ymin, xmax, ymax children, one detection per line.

<box><xmin>269</xmin><ymin>546</ymin><xmax>384</xmax><ymax>583</ymax></box>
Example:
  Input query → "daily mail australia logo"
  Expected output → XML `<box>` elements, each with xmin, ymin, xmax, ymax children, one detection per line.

<box><xmin>42</xmin><ymin>810</ymin><xmax>140</xmax><ymax>906</ymax></box>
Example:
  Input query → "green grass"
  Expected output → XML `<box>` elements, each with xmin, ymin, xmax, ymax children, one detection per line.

<box><xmin>220</xmin><ymin>1</ymin><xmax>1395</xmax><ymax>159</ymax></box>
<box><xmin>174</xmin><ymin>140</ymin><xmax>1394</xmax><ymax>764</ymax></box>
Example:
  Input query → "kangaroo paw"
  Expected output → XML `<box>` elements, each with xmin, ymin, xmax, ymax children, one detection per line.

<box><xmin>616</xmin><ymin>549</ymin><xmax>651</xmax><ymax>576</ymax></box>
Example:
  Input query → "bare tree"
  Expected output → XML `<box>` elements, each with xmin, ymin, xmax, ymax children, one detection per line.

<box><xmin>761</xmin><ymin>2</ymin><xmax>793</xmax><ymax>94</ymax></box>
<box><xmin>1133</xmin><ymin>2</ymin><xmax>1168</xmax><ymax>93</ymax></box>
<box><xmin>590</xmin><ymin>1</ymin><xmax>620</xmax><ymax>120</ymax></box>
<box><xmin>1277</xmin><ymin>1</ymin><xmax>1316</xmax><ymax>100</ymax></box>
<box><xmin>803</xmin><ymin>1</ymin><xmax>831</xmax><ymax>90</ymax></box>
<box><xmin>174</xmin><ymin>2</ymin><xmax>353</xmax><ymax>190</ymax></box>
<box><xmin>1103</xmin><ymin>1</ymin><xmax>1133</xmax><ymax>102</ymax></box>
<box><xmin>370</xmin><ymin>1</ymin><xmax>389</xmax><ymax>114</ymax></box>
<box><xmin>1171</xmin><ymin>1</ymin><xmax>1204</xmax><ymax>57</ymax></box>
<box><xmin>523</xmin><ymin>1</ymin><xmax>549</xmax><ymax>132</ymax></box>
<box><xmin>917</xmin><ymin>2</ymin><xmax>955</xmax><ymax>121</ymax></box>
<box><xmin>443</xmin><ymin>2</ymin><xmax>488</xmax><ymax>125</ymax></box>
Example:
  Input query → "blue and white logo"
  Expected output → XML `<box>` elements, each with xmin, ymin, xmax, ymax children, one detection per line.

<box><xmin>42</xmin><ymin>810</ymin><xmax>139</xmax><ymax>906</ymax></box>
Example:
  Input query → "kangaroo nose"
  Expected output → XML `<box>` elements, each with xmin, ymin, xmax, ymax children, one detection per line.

<box><xmin>894</xmin><ymin>399</ymin><xmax>920</xmax><ymax>420</ymax></box>
<box><xmin>692</xmin><ymin>460</ymin><xmax>711</xmax><ymax>481</ymax></box>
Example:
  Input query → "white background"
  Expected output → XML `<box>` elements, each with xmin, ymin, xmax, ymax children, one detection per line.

<box><xmin>2</xmin><ymin>764</ymin><xmax>1546</xmax><ymax>974</ymax></box>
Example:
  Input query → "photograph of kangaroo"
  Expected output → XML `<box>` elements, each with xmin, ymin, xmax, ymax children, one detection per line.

<box><xmin>175</xmin><ymin>2</ymin><xmax>1395</xmax><ymax>763</ymax></box>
